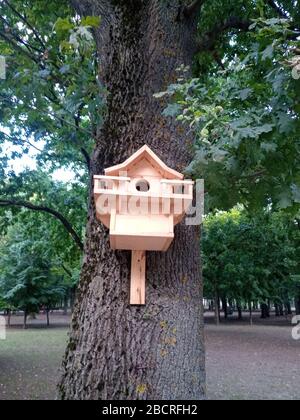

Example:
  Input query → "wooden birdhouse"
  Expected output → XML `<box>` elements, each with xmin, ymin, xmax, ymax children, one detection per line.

<box><xmin>94</xmin><ymin>145</ymin><xmax>194</xmax><ymax>305</ymax></box>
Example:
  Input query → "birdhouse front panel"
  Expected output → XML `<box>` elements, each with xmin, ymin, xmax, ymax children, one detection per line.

<box><xmin>110</xmin><ymin>214</ymin><xmax>174</xmax><ymax>251</ymax></box>
<box><xmin>93</xmin><ymin>145</ymin><xmax>194</xmax><ymax>305</ymax></box>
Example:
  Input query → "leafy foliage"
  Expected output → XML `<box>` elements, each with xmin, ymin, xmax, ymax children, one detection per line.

<box><xmin>203</xmin><ymin>210</ymin><xmax>300</xmax><ymax>306</ymax></box>
<box><xmin>0</xmin><ymin>218</ymin><xmax>71</xmax><ymax>313</ymax></box>
<box><xmin>1</xmin><ymin>0</ymin><xmax>300</xmax><ymax>317</ymax></box>
<box><xmin>0</xmin><ymin>0</ymin><xmax>104</xmax><ymax>174</ymax></box>
<box><xmin>0</xmin><ymin>1</ymin><xmax>100</xmax><ymax>313</ymax></box>
<box><xmin>159</xmin><ymin>12</ymin><xmax>300</xmax><ymax>212</ymax></box>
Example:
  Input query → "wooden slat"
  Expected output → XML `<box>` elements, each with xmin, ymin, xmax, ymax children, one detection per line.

<box><xmin>94</xmin><ymin>175</ymin><xmax>131</xmax><ymax>181</ymax></box>
<box><xmin>130</xmin><ymin>251</ymin><xmax>146</xmax><ymax>305</ymax></box>
<box><xmin>160</xmin><ymin>179</ymin><xmax>194</xmax><ymax>185</ymax></box>
<box><xmin>94</xmin><ymin>189</ymin><xmax>193</xmax><ymax>200</ymax></box>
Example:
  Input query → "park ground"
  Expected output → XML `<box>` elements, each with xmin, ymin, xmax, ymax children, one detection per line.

<box><xmin>0</xmin><ymin>313</ymin><xmax>299</xmax><ymax>400</ymax></box>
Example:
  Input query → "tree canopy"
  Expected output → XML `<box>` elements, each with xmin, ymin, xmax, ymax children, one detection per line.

<box><xmin>0</xmin><ymin>213</ymin><xmax>68</xmax><ymax>322</ymax></box>
<box><xmin>0</xmin><ymin>0</ymin><xmax>101</xmax><ymax>262</ymax></box>
<box><xmin>158</xmin><ymin>2</ymin><xmax>300</xmax><ymax>213</ymax></box>
<box><xmin>202</xmin><ymin>210</ymin><xmax>300</xmax><ymax>313</ymax></box>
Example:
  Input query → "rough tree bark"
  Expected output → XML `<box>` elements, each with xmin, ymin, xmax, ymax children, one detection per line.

<box><xmin>58</xmin><ymin>0</ymin><xmax>205</xmax><ymax>400</ymax></box>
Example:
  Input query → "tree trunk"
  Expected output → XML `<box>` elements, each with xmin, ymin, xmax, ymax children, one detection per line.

<box><xmin>237</xmin><ymin>307</ymin><xmax>242</xmax><ymax>320</ymax></box>
<box><xmin>58</xmin><ymin>0</ymin><xmax>205</xmax><ymax>400</ymax></box>
<box><xmin>46</xmin><ymin>309</ymin><xmax>50</xmax><ymax>327</ymax></box>
<box><xmin>214</xmin><ymin>290</ymin><xmax>220</xmax><ymax>326</ymax></box>
<box><xmin>237</xmin><ymin>302</ymin><xmax>242</xmax><ymax>320</ymax></box>
<box><xmin>249</xmin><ymin>301</ymin><xmax>253</xmax><ymax>326</ymax></box>
<box><xmin>284</xmin><ymin>301</ymin><xmax>292</xmax><ymax>316</ymax></box>
<box><xmin>261</xmin><ymin>304</ymin><xmax>266</xmax><ymax>319</ymax></box>
<box><xmin>279</xmin><ymin>304</ymin><xmax>284</xmax><ymax>317</ymax></box>
<box><xmin>23</xmin><ymin>311</ymin><xmax>27</xmax><ymax>330</ymax></box>
<box><xmin>222</xmin><ymin>297</ymin><xmax>227</xmax><ymax>320</ymax></box>
<box><xmin>261</xmin><ymin>302</ymin><xmax>270</xmax><ymax>319</ymax></box>
<box><xmin>7</xmin><ymin>309</ymin><xmax>11</xmax><ymax>328</ymax></box>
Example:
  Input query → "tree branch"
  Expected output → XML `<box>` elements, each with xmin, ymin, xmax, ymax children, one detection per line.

<box><xmin>0</xmin><ymin>130</ymin><xmax>44</xmax><ymax>154</ymax></box>
<box><xmin>0</xmin><ymin>94</ymin><xmax>93</xmax><ymax>137</ymax></box>
<box><xmin>80</xmin><ymin>147</ymin><xmax>91</xmax><ymax>171</ymax></box>
<box><xmin>0</xmin><ymin>16</ymin><xmax>43</xmax><ymax>54</ymax></box>
<box><xmin>61</xmin><ymin>264</ymin><xmax>73</xmax><ymax>278</ymax></box>
<box><xmin>75</xmin><ymin>107</ymin><xmax>92</xmax><ymax>172</ymax></box>
<box><xmin>3</xmin><ymin>0</ymin><xmax>47</xmax><ymax>50</ymax></box>
<box><xmin>198</xmin><ymin>16</ymin><xmax>251</xmax><ymax>52</ymax></box>
<box><xmin>0</xmin><ymin>31</ymin><xmax>39</xmax><ymax>64</ymax></box>
<box><xmin>0</xmin><ymin>199</ymin><xmax>84</xmax><ymax>251</ymax></box>
<box><xmin>266</xmin><ymin>0</ymin><xmax>289</xmax><ymax>19</ymax></box>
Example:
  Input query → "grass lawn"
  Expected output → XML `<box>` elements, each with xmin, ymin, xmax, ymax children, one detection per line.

<box><xmin>0</xmin><ymin>313</ymin><xmax>299</xmax><ymax>400</ymax></box>
<box><xmin>205</xmin><ymin>314</ymin><xmax>300</xmax><ymax>400</ymax></box>
<box><xmin>0</xmin><ymin>327</ymin><xmax>68</xmax><ymax>400</ymax></box>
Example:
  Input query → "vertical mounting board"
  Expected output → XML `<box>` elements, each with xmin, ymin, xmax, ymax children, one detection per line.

<box><xmin>130</xmin><ymin>251</ymin><xmax>146</xmax><ymax>305</ymax></box>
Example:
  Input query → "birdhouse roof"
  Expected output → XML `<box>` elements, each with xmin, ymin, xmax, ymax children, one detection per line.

<box><xmin>105</xmin><ymin>145</ymin><xmax>184</xmax><ymax>180</ymax></box>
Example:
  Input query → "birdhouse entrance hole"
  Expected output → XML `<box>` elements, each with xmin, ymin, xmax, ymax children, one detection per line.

<box><xmin>136</xmin><ymin>179</ymin><xmax>150</xmax><ymax>192</ymax></box>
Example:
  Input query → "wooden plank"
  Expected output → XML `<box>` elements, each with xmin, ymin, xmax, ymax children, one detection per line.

<box><xmin>94</xmin><ymin>189</ymin><xmax>192</xmax><ymax>200</ymax></box>
<box><xmin>160</xmin><ymin>179</ymin><xmax>194</xmax><ymax>185</ymax></box>
<box><xmin>94</xmin><ymin>175</ymin><xmax>131</xmax><ymax>181</ymax></box>
<box><xmin>130</xmin><ymin>250</ymin><xmax>146</xmax><ymax>305</ymax></box>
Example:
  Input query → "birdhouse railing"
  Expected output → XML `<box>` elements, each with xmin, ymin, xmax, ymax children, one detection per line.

<box><xmin>94</xmin><ymin>176</ymin><xmax>193</xmax><ymax>199</ymax></box>
<box><xmin>94</xmin><ymin>175</ymin><xmax>131</xmax><ymax>193</ymax></box>
<box><xmin>160</xmin><ymin>179</ymin><xmax>194</xmax><ymax>199</ymax></box>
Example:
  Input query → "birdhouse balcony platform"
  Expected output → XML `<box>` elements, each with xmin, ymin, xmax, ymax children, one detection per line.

<box><xmin>94</xmin><ymin>175</ymin><xmax>194</xmax><ymax>251</ymax></box>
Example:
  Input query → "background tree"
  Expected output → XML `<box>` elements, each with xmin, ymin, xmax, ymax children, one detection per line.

<box><xmin>0</xmin><ymin>215</ymin><xmax>72</xmax><ymax>328</ymax></box>
<box><xmin>202</xmin><ymin>210</ymin><xmax>299</xmax><ymax>324</ymax></box>
<box><xmin>0</xmin><ymin>174</ymin><xmax>84</xmax><ymax>326</ymax></box>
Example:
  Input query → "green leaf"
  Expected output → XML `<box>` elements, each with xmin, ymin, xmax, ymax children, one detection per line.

<box><xmin>291</xmin><ymin>184</ymin><xmax>300</xmax><ymax>203</ymax></box>
<box><xmin>81</xmin><ymin>16</ymin><xmax>101</xmax><ymax>28</ymax></box>
<box><xmin>262</xmin><ymin>44</ymin><xmax>274</xmax><ymax>60</ymax></box>
<box><xmin>261</xmin><ymin>142</ymin><xmax>277</xmax><ymax>152</ymax></box>
<box><xmin>76</xmin><ymin>26</ymin><xmax>94</xmax><ymax>42</ymax></box>
<box><xmin>59</xmin><ymin>65</ymin><xmax>70</xmax><ymax>74</ymax></box>
<box><xmin>38</xmin><ymin>69</ymin><xmax>51</xmax><ymax>79</ymax></box>
<box><xmin>239</xmin><ymin>88</ymin><xmax>252</xmax><ymax>101</ymax></box>
<box><xmin>277</xmin><ymin>191</ymin><xmax>293</xmax><ymax>209</ymax></box>
<box><xmin>212</xmin><ymin>149</ymin><xmax>228</xmax><ymax>162</ymax></box>
<box><xmin>162</xmin><ymin>103</ymin><xmax>182</xmax><ymax>117</ymax></box>
<box><xmin>54</xmin><ymin>18</ymin><xmax>73</xmax><ymax>33</ymax></box>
